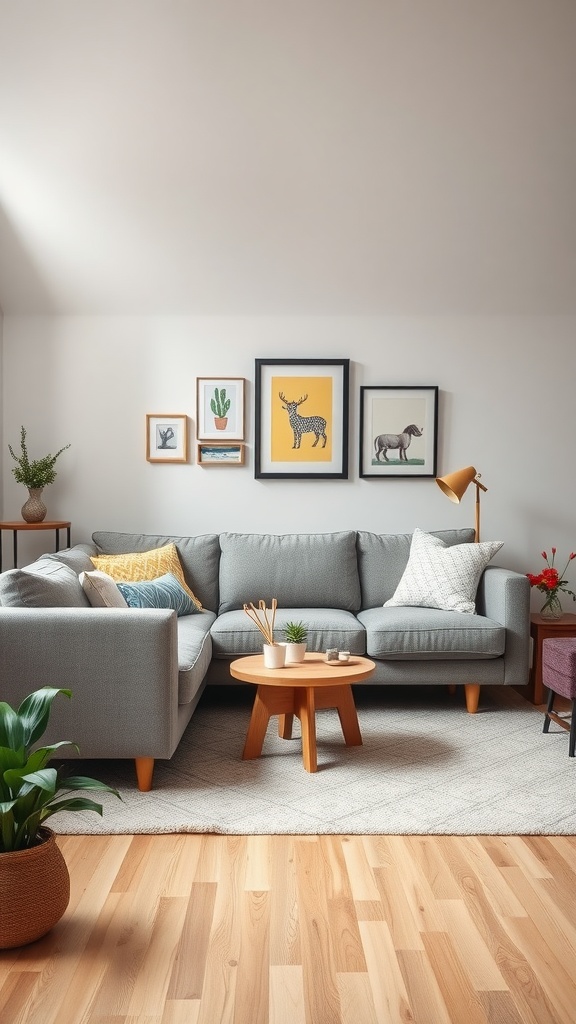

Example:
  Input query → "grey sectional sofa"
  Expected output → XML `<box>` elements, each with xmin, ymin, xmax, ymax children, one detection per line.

<box><xmin>0</xmin><ymin>528</ymin><xmax>530</xmax><ymax>789</ymax></box>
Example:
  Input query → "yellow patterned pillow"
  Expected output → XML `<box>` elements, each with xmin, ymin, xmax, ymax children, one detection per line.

<box><xmin>90</xmin><ymin>543</ymin><xmax>203</xmax><ymax>610</ymax></box>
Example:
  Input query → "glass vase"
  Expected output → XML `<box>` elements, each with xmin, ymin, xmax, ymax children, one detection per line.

<box><xmin>540</xmin><ymin>594</ymin><xmax>564</xmax><ymax>620</ymax></box>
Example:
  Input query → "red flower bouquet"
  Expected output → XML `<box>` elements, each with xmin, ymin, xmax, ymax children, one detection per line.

<box><xmin>527</xmin><ymin>548</ymin><xmax>576</xmax><ymax>618</ymax></box>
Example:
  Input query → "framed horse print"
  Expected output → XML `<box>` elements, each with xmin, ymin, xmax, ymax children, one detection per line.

<box><xmin>255</xmin><ymin>358</ymin><xmax>349</xmax><ymax>479</ymax></box>
<box><xmin>359</xmin><ymin>386</ymin><xmax>438</xmax><ymax>478</ymax></box>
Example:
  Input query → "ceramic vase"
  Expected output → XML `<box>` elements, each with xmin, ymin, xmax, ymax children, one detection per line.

<box><xmin>281</xmin><ymin>642</ymin><xmax>307</xmax><ymax>664</ymax></box>
<box><xmin>263</xmin><ymin>643</ymin><xmax>286</xmax><ymax>669</ymax></box>
<box><xmin>21</xmin><ymin>488</ymin><xmax>47</xmax><ymax>523</ymax></box>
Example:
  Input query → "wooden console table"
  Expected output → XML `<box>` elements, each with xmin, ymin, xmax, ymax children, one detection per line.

<box><xmin>0</xmin><ymin>521</ymin><xmax>71</xmax><ymax>573</ymax></box>
<box><xmin>522</xmin><ymin>612</ymin><xmax>576</xmax><ymax>705</ymax></box>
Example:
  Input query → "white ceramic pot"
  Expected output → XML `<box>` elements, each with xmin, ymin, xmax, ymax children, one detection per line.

<box><xmin>263</xmin><ymin>643</ymin><xmax>286</xmax><ymax>669</ymax></box>
<box><xmin>281</xmin><ymin>642</ymin><xmax>307</xmax><ymax>664</ymax></box>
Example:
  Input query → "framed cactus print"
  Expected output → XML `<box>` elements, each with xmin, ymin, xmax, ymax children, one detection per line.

<box><xmin>146</xmin><ymin>414</ymin><xmax>188</xmax><ymax>463</ymax></box>
<box><xmin>255</xmin><ymin>358</ymin><xmax>349</xmax><ymax>479</ymax></box>
<box><xmin>196</xmin><ymin>377</ymin><xmax>245</xmax><ymax>441</ymax></box>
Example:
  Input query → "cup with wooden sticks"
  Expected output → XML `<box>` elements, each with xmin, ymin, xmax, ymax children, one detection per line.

<box><xmin>243</xmin><ymin>599</ymin><xmax>285</xmax><ymax>667</ymax></box>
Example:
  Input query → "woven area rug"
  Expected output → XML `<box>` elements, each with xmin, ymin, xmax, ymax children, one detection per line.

<box><xmin>54</xmin><ymin>685</ymin><xmax>576</xmax><ymax>836</ymax></box>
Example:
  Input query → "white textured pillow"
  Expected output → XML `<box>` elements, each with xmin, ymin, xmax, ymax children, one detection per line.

<box><xmin>79</xmin><ymin>570</ymin><xmax>128</xmax><ymax>608</ymax></box>
<box><xmin>384</xmin><ymin>527</ymin><xmax>503</xmax><ymax>614</ymax></box>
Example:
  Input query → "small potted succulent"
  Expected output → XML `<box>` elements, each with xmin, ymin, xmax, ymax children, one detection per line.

<box><xmin>282</xmin><ymin>620</ymin><xmax>308</xmax><ymax>664</ymax></box>
<box><xmin>0</xmin><ymin>687</ymin><xmax>120</xmax><ymax>949</ymax></box>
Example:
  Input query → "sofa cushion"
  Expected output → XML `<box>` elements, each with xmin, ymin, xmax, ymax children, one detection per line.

<box><xmin>92</xmin><ymin>531</ymin><xmax>220</xmax><ymax>612</ymax></box>
<box><xmin>117</xmin><ymin>572</ymin><xmax>197</xmax><ymax>616</ymax></box>
<box><xmin>357</xmin><ymin>606</ymin><xmax>505</xmax><ymax>660</ymax></box>
<box><xmin>218</xmin><ymin>532</ymin><xmax>361</xmax><ymax>613</ymax></box>
<box><xmin>43</xmin><ymin>544</ymin><xmax>98</xmax><ymax>574</ymax></box>
<box><xmin>384</xmin><ymin>528</ymin><xmax>503</xmax><ymax>613</ymax></box>
<box><xmin>177</xmin><ymin>610</ymin><xmax>216</xmax><ymax>703</ymax></box>
<box><xmin>0</xmin><ymin>558</ymin><xmax>90</xmax><ymax>608</ymax></box>
<box><xmin>80</xmin><ymin>570</ymin><xmax>128</xmax><ymax>608</ymax></box>
<box><xmin>357</xmin><ymin>528</ymin><xmax>476</xmax><ymax>608</ymax></box>
<box><xmin>90</xmin><ymin>543</ymin><xmax>202</xmax><ymax>609</ymax></box>
<box><xmin>211</xmin><ymin>607</ymin><xmax>367</xmax><ymax>658</ymax></box>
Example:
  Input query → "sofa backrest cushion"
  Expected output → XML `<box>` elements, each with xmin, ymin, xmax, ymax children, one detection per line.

<box><xmin>0</xmin><ymin>558</ymin><xmax>91</xmax><ymax>608</ymax></box>
<box><xmin>357</xmin><ymin>528</ymin><xmax>476</xmax><ymax>608</ymax></box>
<box><xmin>218</xmin><ymin>531</ymin><xmax>361</xmax><ymax>613</ymax></box>
<box><xmin>92</xmin><ymin>532</ymin><xmax>221</xmax><ymax>611</ymax></box>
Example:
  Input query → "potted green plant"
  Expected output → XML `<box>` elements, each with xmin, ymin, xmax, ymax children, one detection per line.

<box><xmin>8</xmin><ymin>425</ymin><xmax>71</xmax><ymax>523</ymax></box>
<box><xmin>282</xmin><ymin>620</ymin><xmax>308</xmax><ymax>664</ymax></box>
<box><xmin>210</xmin><ymin>388</ymin><xmax>231</xmax><ymax>430</ymax></box>
<box><xmin>0</xmin><ymin>687</ymin><xmax>120</xmax><ymax>949</ymax></box>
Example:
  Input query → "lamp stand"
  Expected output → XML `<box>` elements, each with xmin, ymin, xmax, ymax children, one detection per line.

<box><xmin>474</xmin><ymin>478</ymin><xmax>487</xmax><ymax>543</ymax></box>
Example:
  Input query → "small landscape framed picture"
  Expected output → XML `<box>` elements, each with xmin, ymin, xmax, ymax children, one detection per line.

<box><xmin>359</xmin><ymin>386</ymin><xmax>438</xmax><ymax>478</ymax></box>
<box><xmin>197</xmin><ymin>442</ymin><xmax>245</xmax><ymax>466</ymax></box>
<box><xmin>196</xmin><ymin>377</ymin><xmax>245</xmax><ymax>441</ymax></box>
<box><xmin>146</xmin><ymin>414</ymin><xmax>188</xmax><ymax>463</ymax></box>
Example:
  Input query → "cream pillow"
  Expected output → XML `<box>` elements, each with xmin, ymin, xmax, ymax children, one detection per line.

<box><xmin>384</xmin><ymin>527</ymin><xmax>503</xmax><ymax>614</ymax></box>
<box><xmin>90</xmin><ymin>543</ymin><xmax>203</xmax><ymax>609</ymax></box>
<box><xmin>80</xmin><ymin>570</ymin><xmax>128</xmax><ymax>608</ymax></box>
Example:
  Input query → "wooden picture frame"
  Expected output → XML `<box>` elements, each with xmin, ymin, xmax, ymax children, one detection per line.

<box><xmin>197</xmin><ymin>442</ymin><xmax>245</xmax><ymax>466</ymax></box>
<box><xmin>359</xmin><ymin>386</ymin><xmax>438</xmax><ymax>478</ymax></box>
<box><xmin>255</xmin><ymin>358</ymin><xmax>349</xmax><ymax>479</ymax></box>
<box><xmin>196</xmin><ymin>377</ymin><xmax>245</xmax><ymax>441</ymax></box>
<box><xmin>146</xmin><ymin>414</ymin><xmax>188</xmax><ymax>463</ymax></box>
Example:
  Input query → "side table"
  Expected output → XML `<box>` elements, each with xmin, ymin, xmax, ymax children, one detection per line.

<box><xmin>523</xmin><ymin>613</ymin><xmax>576</xmax><ymax>705</ymax></box>
<box><xmin>0</xmin><ymin>521</ymin><xmax>71</xmax><ymax>573</ymax></box>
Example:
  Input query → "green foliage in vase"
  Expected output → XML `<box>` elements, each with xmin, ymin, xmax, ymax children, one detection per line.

<box><xmin>8</xmin><ymin>426</ymin><xmax>71</xmax><ymax>489</ymax></box>
<box><xmin>0</xmin><ymin>688</ymin><xmax>120</xmax><ymax>852</ymax></box>
<box><xmin>210</xmin><ymin>388</ymin><xmax>231</xmax><ymax>419</ymax></box>
<box><xmin>283</xmin><ymin>621</ymin><xmax>308</xmax><ymax>644</ymax></box>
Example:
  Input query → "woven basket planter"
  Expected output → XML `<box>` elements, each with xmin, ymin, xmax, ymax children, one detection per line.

<box><xmin>0</xmin><ymin>827</ymin><xmax>70</xmax><ymax>948</ymax></box>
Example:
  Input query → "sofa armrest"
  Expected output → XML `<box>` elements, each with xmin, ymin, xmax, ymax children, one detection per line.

<box><xmin>0</xmin><ymin>607</ymin><xmax>180</xmax><ymax>758</ymax></box>
<box><xmin>476</xmin><ymin>566</ymin><xmax>530</xmax><ymax>684</ymax></box>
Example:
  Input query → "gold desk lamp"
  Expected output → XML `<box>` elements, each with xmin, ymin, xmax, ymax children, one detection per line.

<box><xmin>436</xmin><ymin>466</ymin><xmax>487</xmax><ymax>542</ymax></box>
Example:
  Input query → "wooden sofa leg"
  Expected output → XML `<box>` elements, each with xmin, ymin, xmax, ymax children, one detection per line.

<box><xmin>135</xmin><ymin>757</ymin><xmax>155</xmax><ymax>792</ymax></box>
<box><xmin>464</xmin><ymin>684</ymin><xmax>480</xmax><ymax>714</ymax></box>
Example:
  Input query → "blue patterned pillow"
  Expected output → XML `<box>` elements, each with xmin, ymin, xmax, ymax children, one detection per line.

<box><xmin>117</xmin><ymin>572</ymin><xmax>197</xmax><ymax>616</ymax></box>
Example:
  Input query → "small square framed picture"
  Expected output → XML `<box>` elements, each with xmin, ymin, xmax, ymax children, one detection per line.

<box><xmin>146</xmin><ymin>414</ymin><xmax>188</xmax><ymax>463</ymax></box>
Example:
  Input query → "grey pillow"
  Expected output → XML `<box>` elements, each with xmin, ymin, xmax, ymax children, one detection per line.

<box><xmin>0</xmin><ymin>558</ymin><xmax>90</xmax><ymax>608</ymax></box>
<box><xmin>218</xmin><ymin>531</ymin><xmax>361</xmax><ymax>613</ymax></box>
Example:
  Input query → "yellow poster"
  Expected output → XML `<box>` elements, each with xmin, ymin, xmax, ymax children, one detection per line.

<box><xmin>271</xmin><ymin>376</ymin><xmax>333</xmax><ymax>462</ymax></box>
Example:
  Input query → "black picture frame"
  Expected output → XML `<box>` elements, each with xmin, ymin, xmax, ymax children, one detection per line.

<box><xmin>359</xmin><ymin>385</ymin><xmax>439</xmax><ymax>478</ymax></box>
<box><xmin>255</xmin><ymin>358</ymin><xmax>350</xmax><ymax>479</ymax></box>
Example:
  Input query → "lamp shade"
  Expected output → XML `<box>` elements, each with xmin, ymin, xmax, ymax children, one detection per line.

<box><xmin>436</xmin><ymin>466</ymin><xmax>478</xmax><ymax>503</ymax></box>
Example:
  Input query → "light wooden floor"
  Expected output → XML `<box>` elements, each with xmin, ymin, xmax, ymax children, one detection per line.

<box><xmin>2</xmin><ymin>695</ymin><xmax>575</xmax><ymax>1024</ymax></box>
<box><xmin>1</xmin><ymin>830</ymin><xmax>576</xmax><ymax>1024</ymax></box>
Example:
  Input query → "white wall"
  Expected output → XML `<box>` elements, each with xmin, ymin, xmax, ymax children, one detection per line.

<box><xmin>3</xmin><ymin>314</ymin><xmax>576</xmax><ymax>610</ymax></box>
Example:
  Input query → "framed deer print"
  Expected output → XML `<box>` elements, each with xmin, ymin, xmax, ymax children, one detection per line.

<box><xmin>146</xmin><ymin>414</ymin><xmax>188</xmax><ymax>463</ymax></box>
<box><xmin>255</xmin><ymin>358</ymin><xmax>349</xmax><ymax>479</ymax></box>
<box><xmin>359</xmin><ymin>386</ymin><xmax>438</xmax><ymax>478</ymax></box>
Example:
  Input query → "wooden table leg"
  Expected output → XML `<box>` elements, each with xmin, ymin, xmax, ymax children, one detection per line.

<box><xmin>333</xmin><ymin>685</ymin><xmax>362</xmax><ymax>746</ymax></box>
<box><xmin>278</xmin><ymin>713</ymin><xmax>294</xmax><ymax>739</ymax></box>
<box><xmin>243</xmin><ymin>686</ymin><xmax>295</xmax><ymax>760</ymax></box>
<box><xmin>294</xmin><ymin>687</ymin><xmax>318</xmax><ymax>773</ymax></box>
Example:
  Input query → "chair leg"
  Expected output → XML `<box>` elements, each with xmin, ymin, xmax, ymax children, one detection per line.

<box><xmin>543</xmin><ymin>688</ymin><xmax>555</xmax><ymax>733</ymax></box>
<box><xmin>569</xmin><ymin>699</ymin><xmax>576</xmax><ymax>757</ymax></box>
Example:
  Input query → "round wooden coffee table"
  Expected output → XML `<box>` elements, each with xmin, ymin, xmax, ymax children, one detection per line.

<box><xmin>230</xmin><ymin>652</ymin><xmax>375</xmax><ymax>772</ymax></box>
